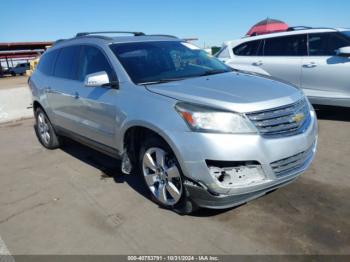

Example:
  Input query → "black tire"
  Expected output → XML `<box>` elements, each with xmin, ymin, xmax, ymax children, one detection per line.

<box><xmin>35</xmin><ymin>107</ymin><xmax>60</xmax><ymax>149</ymax></box>
<box><xmin>139</xmin><ymin>136</ymin><xmax>197</xmax><ymax>215</ymax></box>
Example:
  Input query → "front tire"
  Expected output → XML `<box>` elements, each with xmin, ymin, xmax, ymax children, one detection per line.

<box><xmin>35</xmin><ymin>107</ymin><xmax>60</xmax><ymax>149</ymax></box>
<box><xmin>139</xmin><ymin>137</ymin><xmax>196</xmax><ymax>215</ymax></box>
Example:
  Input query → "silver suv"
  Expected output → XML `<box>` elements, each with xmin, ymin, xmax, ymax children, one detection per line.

<box><xmin>29</xmin><ymin>31</ymin><xmax>318</xmax><ymax>214</ymax></box>
<box><xmin>217</xmin><ymin>27</ymin><xmax>350</xmax><ymax>108</ymax></box>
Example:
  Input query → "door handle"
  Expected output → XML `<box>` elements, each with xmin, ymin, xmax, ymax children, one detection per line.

<box><xmin>253</xmin><ymin>61</ymin><xmax>263</xmax><ymax>66</ymax></box>
<box><xmin>303</xmin><ymin>62</ymin><xmax>317</xmax><ymax>68</ymax></box>
<box><xmin>74</xmin><ymin>91</ymin><xmax>80</xmax><ymax>99</ymax></box>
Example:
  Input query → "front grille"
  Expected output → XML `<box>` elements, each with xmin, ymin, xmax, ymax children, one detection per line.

<box><xmin>270</xmin><ymin>145</ymin><xmax>314</xmax><ymax>177</ymax></box>
<box><xmin>246</xmin><ymin>98</ymin><xmax>311</xmax><ymax>137</ymax></box>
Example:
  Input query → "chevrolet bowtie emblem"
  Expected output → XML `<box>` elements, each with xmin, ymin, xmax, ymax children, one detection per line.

<box><xmin>292</xmin><ymin>113</ymin><xmax>305</xmax><ymax>123</ymax></box>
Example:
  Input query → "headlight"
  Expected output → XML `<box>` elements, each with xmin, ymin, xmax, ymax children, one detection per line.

<box><xmin>175</xmin><ymin>102</ymin><xmax>257</xmax><ymax>134</ymax></box>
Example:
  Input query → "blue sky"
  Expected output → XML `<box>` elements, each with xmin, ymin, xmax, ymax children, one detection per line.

<box><xmin>1</xmin><ymin>0</ymin><xmax>349</xmax><ymax>46</ymax></box>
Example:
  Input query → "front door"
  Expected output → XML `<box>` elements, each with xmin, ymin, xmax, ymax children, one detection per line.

<box><xmin>301</xmin><ymin>32</ymin><xmax>350</xmax><ymax>102</ymax></box>
<box><xmin>73</xmin><ymin>45</ymin><xmax>118</xmax><ymax>147</ymax></box>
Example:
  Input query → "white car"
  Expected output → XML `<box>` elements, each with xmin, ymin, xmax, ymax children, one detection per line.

<box><xmin>216</xmin><ymin>27</ymin><xmax>350</xmax><ymax>107</ymax></box>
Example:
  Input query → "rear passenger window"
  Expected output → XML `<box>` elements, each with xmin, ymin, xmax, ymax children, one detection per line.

<box><xmin>37</xmin><ymin>50</ymin><xmax>59</xmax><ymax>76</ymax></box>
<box><xmin>264</xmin><ymin>35</ymin><xmax>307</xmax><ymax>56</ymax></box>
<box><xmin>53</xmin><ymin>46</ymin><xmax>80</xmax><ymax>80</ymax></box>
<box><xmin>78</xmin><ymin>46</ymin><xmax>114</xmax><ymax>81</ymax></box>
<box><xmin>233</xmin><ymin>40</ymin><xmax>262</xmax><ymax>56</ymax></box>
<box><xmin>308</xmin><ymin>33</ymin><xmax>350</xmax><ymax>56</ymax></box>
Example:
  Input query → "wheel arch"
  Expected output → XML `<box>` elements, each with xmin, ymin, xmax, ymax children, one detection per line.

<box><xmin>32</xmin><ymin>100</ymin><xmax>56</xmax><ymax>129</ymax></box>
<box><xmin>33</xmin><ymin>100</ymin><xmax>43</xmax><ymax>113</ymax></box>
<box><xmin>122</xmin><ymin>123</ymin><xmax>185</xmax><ymax>174</ymax></box>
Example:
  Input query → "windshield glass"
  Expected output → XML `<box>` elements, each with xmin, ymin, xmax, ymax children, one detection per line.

<box><xmin>110</xmin><ymin>41</ymin><xmax>231</xmax><ymax>84</ymax></box>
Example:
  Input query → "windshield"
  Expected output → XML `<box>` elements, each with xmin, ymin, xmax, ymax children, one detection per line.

<box><xmin>341</xmin><ymin>31</ymin><xmax>350</xmax><ymax>39</ymax></box>
<box><xmin>110</xmin><ymin>41</ymin><xmax>231</xmax><ymax>84</ymax></box>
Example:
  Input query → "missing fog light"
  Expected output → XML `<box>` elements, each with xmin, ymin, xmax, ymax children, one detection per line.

<box><xmin>208</xmin><ymin>163</ymin><xmax>265</xmax><ymax>187</ymax></box>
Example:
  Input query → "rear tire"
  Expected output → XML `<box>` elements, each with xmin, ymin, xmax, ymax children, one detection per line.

<box><xmin>35</xmin><ymin>107</ymin><xmax>60</xmax><ymax>149</ymax></box>
<box><xmin>139</xmin><ymin>136</ymin><xmax>196</xmax><ymax>215</ymax></box>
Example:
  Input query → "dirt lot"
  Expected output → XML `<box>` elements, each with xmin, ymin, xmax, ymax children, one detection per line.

<box><xmin>0</xmin><ymin>79</ymin><xmax>349</xmax><ymax>255</ymax></box>
<box><xmin>0</xmin><ymin>76</ymin><xmax>28</xmax><ymax>89</ymax></box>
<box><xmin>0</xmin><ymin>76</ymin><xmax>32</xmax><ymax>124</ymax></box>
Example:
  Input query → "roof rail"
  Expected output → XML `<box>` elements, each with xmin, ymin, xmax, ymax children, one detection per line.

<box><xmin>147</xmin><ymin>34</ymin><xmax>178</xmax><ymax>39</ymax></box>
<box><xmin>53</xmin><ymin>32</ymin><xmax>178</xmax><ymax>46</ymax></box>
<box><xmin>311</xmin><ymin>27</ymin><xmax>338</xmax><ymax>30</ymax></box>
<box><xmin>287</xmin><ymin>26</ymin><xmax>313</xmax><ymax>31</ymax></box>
<box><xmin>287</xmin><ymin>26</ymin><xmax>338</xmax><ymax>32</ymax></box>
<box><xmin>52</xmin><ymin>39</ymin><xmax>67</xmax><ymax>46</ymax></box>
<box><xmin>76</xmin><ymin>31</ymin><xmax>146</xmax><ymax>37</ymax></box>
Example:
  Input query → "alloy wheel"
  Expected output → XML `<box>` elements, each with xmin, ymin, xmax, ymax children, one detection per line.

<box><xmin>142</xmin><ymin>147</ymin><xmax>183</xmax><ymax>206</ymax></box>
<box><xmin>37</xmin><ymin>112</ymin><xmax>51</xmax><ymax>145</ymax></box>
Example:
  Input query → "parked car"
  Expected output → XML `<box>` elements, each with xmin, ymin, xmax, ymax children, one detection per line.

<box><xmin>9</xmin><ymin>62</ymin><xmax>30</xmax><ymax>76</ymax></box>
<box><xmin>29</xmin><ymin>31</ymin><xmax>318</xmax><ymax>214</ymax></box>
<box><xmin>216</xmin><ymin>27</ymin><xmax>350</xmax><ymax>107</ymax></box>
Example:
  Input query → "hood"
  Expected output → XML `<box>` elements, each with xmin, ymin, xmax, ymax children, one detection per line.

<box><xmin>146</xmin><ymin>72</ymin><xmax>304</xmax><ymax>113</ymax></box>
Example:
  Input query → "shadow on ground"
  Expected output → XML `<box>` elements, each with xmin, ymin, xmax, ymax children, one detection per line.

<box><xmin>314</xmin><ymin>105</ymin><xmax>350</xmax><ymax>122</ymax></box>
<box><xmin>55</xmin><ymin>138</ymin><xmax>240</xmax><ymax>217</ymax></box>
<box><xmin>59</xmin><ymin>138</ymin><xmax>149</xmax><ymax>199</ymax></box>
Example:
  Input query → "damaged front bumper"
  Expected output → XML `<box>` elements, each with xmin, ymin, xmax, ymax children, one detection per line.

<box><xmin>165</xmin><ymin>109</ymin><xmax>318</xmax><ymax>209</ymax></box>
<box><xmin>184</xmin><ymin>176</ymin><xmax>297</xmax><ymax>209</ymax></box>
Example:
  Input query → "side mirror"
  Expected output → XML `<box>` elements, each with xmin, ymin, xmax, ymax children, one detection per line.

<box><xmin>84</xmin><ymin>71</ymin><xmax>119</xmax><ymax>89</ymax></box>
<box><xmin>337</xmin><ymin>46</ymin><xmax>350</xmax><ymax>57</ymax></box>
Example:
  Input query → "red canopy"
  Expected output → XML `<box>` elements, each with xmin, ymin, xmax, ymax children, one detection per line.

<box><xmin>246</xmin><ymin>18</ymin><xmax>288</xmax><ymax>36</ymax></box>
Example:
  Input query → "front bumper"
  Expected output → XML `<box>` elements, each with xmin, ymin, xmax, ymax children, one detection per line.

<box><xmin>166</xmin><ymin>110</ymin><xmax>318</xmax><ymax>208</ymax></box>
<box><xmin>185</xmin><ymin>177</ymin><xmax>296</xmax><ymax>209</ymax></box>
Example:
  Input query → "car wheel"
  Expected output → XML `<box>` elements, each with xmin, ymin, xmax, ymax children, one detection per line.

<box><xmin>35</xmin><ymin>108</ymin><xmax>60</xmax><ymax>149</ymax></box>
<box><xmin>139</xmin><ymin>137</ymin><xmax>196</xmax><ymax>215</ymax></box>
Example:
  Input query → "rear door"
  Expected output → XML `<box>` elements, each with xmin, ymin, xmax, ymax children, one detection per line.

<box><xmin>301</xmin><ymin>32</ymin><xmax>350</xmax><ymax>102</ymax></box>
<box><xmin>227</xmin><ymin>39</ymin><xmax>265</xmax><ymax>73</ymax></box>
<box><xmin>49</xmin><ymin>45</ymin><xmax>82</xmax><ymax>132</ymax></box>
<box><xmin>259</xmin><ymin>34</ymin><xmax>307</xmax><ymax>87</ymax></box>
<box><xmin>34</xmin><ymin>49</ymin><xmax>60</xmax><ymax>120</ymax></box>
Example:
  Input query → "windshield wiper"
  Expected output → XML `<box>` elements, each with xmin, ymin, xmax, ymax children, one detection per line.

<box><xmin>199</xmin><ymin>69</ymin><xmax>230</xmax><ymax>77</ymax></box>
<box><xmin>139</xmin><ymin>68</ymin><xmax>233</xmax><ymax>85</ymax></box>
<box><xmin>138</xmin><ymin>78</ymin><xmax>185</xmax><ymax>85</ymax></box>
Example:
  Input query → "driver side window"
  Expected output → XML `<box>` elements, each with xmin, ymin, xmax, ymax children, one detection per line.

<box><xmin>78</xmin><ymin>46</ymin><xmax>114</xmax><ymax>81</ymax></box>
<box><xmin>308</xmin><ymin>33</ymin><xmax>350</xmax><ymax>56</ymax></box>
